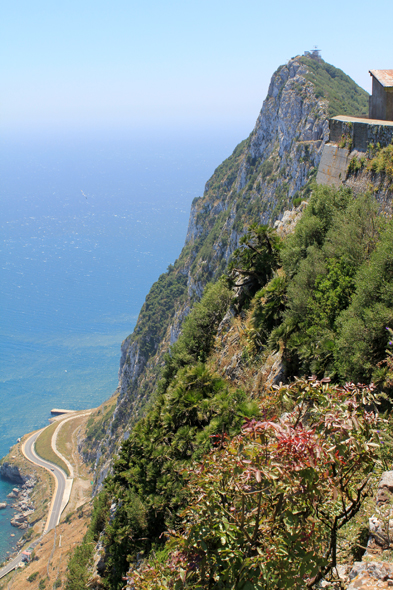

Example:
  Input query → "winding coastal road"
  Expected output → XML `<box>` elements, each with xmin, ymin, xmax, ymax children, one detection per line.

<box><xmin>23</xmin><ymin>429</ymin><xmax>67</xmax><ymax>531</ymax></box>
<box><xmin>0</xmin><ymin>429</ymin><xmax>68</xmax><ymax>580</ymax></box>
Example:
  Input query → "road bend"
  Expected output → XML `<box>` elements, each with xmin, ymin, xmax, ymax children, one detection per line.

<box><xmin>0</xmin><ymin>429</ymin><xmax>67</xmax><ymax>580</ymax></box>
<box><xmin>23</xmin><ymin>429</ymin><xmax>67</xmax><ymax>532</ymax></box>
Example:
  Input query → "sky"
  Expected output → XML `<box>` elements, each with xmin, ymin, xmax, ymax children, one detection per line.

<box><xmin>1</xmin><ymin>0</ymin><xmax>393</xmax><ymax>139</ymax></box>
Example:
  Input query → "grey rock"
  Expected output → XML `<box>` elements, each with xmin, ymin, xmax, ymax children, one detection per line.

<box><xmin>376</xmin><ymin>471</ymin><xmax>393</xmax><ymax>504</ymax></box>
<box><xmin>0</xmin><ymin>463</ymin><xmax>27</xmax><ymax>485</ymax></box>
<box><xmin>347</xmin><ymin>561</ymin><xmax>393</xmax><ymax>589</ymax></box>
<box><xmin>369</xmin><ymin>515</ymin><xmax>393</xmax><ymax>546</ymax></box>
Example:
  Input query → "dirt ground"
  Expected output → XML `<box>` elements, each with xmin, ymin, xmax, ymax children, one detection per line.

<box><xmin>2</xmin><ymin>505</ymin><xmax>92</xmax><ymax>590</ymax></box>
<box><xmin>60</xmin><ymin>414</ymin><xmax>93</xmax><ymax>517</ymax></box>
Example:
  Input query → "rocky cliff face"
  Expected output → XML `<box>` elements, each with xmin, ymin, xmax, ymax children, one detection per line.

<box><xmin>83</xmin><ymin>56</ymin><xmax>367</xmax><ymax>488</ymax></box>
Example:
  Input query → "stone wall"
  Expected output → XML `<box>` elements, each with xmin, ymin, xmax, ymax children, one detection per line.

<box><xmin>317</xmin><ymin>115</ymin><xmax>393</xmax><ymax>188</ymax></box>
<box><xmin>329</xmin><ymin>115</ymin><xmax>393</xmax><ymax>151</ymax></box>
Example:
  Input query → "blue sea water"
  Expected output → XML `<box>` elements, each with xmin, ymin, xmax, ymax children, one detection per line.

<box><xmin>0</xmin><ymin>126</ymin><xmax>245</xmax><ymax>560</ymax></box>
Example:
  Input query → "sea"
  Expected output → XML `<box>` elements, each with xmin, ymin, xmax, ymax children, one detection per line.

<box><xmin>0</xmin><ymin>125</ymin><xmax>246</xmax><ymax>562</ymax></box>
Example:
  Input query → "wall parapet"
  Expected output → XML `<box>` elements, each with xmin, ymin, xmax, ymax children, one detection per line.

<box><xmin>329</xmin><ymin>115</ymin><xmax>393</xmax><ymax>151</ymax></box>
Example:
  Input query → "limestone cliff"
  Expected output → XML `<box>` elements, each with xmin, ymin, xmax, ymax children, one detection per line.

<box><xmin>83</xmin><ymin>55</ymin><xmax>369</xmax><ymax>488</ymax></box>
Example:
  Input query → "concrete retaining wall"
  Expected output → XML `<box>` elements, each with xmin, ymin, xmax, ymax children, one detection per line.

<box><xmin>316</xmin><ymin>144</ymin><xmax>350</xmax><ymax>187</ymax></box>
<box><xmin>329</xmin><ymin>116</ymin><xmax>393</xmax><ymax>152</ymax></box>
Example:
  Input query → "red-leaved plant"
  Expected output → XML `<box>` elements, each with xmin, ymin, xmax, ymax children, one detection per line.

<box><xmin>128</xmin><ymin>378</ymin><xmax>383</xmax><ymax>590</ymax></box>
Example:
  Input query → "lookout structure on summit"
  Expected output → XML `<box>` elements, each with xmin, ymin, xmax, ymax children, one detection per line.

<box><xmin>369</xmin><ymin>70</ymin><xmax>393</xmax><ymax>121</ymax></box>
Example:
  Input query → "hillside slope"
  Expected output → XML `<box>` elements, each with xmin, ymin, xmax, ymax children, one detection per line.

<box><xmin>82</xmin><ymin>55</ymin><xmax>369</xmax><ymax>490</ymax></box>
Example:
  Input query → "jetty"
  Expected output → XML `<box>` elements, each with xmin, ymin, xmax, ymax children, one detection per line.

<box><xmin>50</xmin><ymin>409</ymin><xmax>76</xmax><ymax>416</ymax></box>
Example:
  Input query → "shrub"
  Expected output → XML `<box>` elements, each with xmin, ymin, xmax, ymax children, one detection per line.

<box><xmin>130</xmin><ymin>379</ymin><xmax>382</xmax><ymax>589</ymax></box>
<box><xmin>162</xmin><ymin>279</ymin><xmax>233</xmax><ymax>384</ymax></box>
<box><xmin>335</xmin><ymin>223</ymin><xmax>393</xmax><ymax>382</ymax></box>
<box><xmin>251</xmin><ymin>271</ymin><xmax>288</xmax><ymax>345</ymax></box>
<box><xmin>292</xmin><ymin>196</ymin><xmax>304</xmax><ymax>207</ymax></box>
<box><xmin>27</xmin><ymin>572</ymin><xmax>38</xmax><ymax>583</ymax></box>
<box><xmin>348</xmin><ymin>155</ymin><xmax>366</xmax><ymax>174</ymax></box>
<box><xmin>65</xmin><ymin>492</ymin><xmax>110</xmax><ymax>590</ymax></box>
<box><xmin>276</xmin><ymin>186</ymin><xmax>386</xmax><ymax>378</ymax></box>
<box><xmin>367</xmin><ymin>143</ymin><xmax>393</xmax><ymax>180</ymax></box>
<box><xmin>260</xmin><ymin>159</ymin><xmax>274</xmax><ymax>179</ymax></box>
<box><xmin>65</xmin><ymin>543</ymin><xmax>94</xmax><ymax>590</ymax></box>
<box><xmin>64</xmin><ymin>513</ymin><xmax>72</xmax><ymax>524</ymax></box>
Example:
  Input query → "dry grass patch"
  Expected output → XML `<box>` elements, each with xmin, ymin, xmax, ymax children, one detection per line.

<box><xmin>208</xmin><ymin>313</ymin><xmax>274</xmax><ymax>399</ymax></box>
<box><xmin>83</xmin><ymin>394</ymin><xmax>118</xmax><ymax>463</ymax></box>
<box><xmin>56</xmin><ymin>415</ymin><xmax>85</xmax><ymax>466</ymax></box>
<box><xmin>35</xmin><ymin>424</ymin><xmax>69</xmax><ymax>477</ymax></box>
<box><xmin>5</xmin><ymin>503</ymin><xmax>92</xmax><ymax>590</ymax></box>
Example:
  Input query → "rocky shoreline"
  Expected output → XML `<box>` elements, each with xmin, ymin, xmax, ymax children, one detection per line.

<box><xmin>8</xmin><ymin>479</ymin><xmax>36</xmax><ymax>530</ymax></box>
<box><xmin>0</xmin><ymin>461</ymin><xmax>36</xmax><ymax>530</ymax></box>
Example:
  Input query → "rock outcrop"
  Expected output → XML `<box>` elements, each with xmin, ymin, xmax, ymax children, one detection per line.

<box><xmin>9</xmin><ymin>477</ymin><xmax>36</xmax><ymax>530</ymax></box>
<box><xmin>346</xmin><ymin>562</ymin><xmax>393</xmax><ymax>589</ymax></box>
<box><xmin>0</xmin><ymin>462</ymin><xmax>29</xmax><ymax>485</ymax></box>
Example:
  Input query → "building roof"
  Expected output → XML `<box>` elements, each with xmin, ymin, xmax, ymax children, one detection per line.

<box><xmin>370</xmin><ymin>70</ymin><xmax>393</xmax><ymax>88</ymax></box>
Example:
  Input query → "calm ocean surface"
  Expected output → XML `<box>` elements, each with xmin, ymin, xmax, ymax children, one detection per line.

<box><xmin>0</xmin><ymin>127</ymin><xmax>244</xmax><ymax>561</ymax></box>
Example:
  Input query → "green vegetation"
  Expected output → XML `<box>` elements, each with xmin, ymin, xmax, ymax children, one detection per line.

<box><xmin>131</xmin><ymin>379</ymin><xmax>386</xmax><ymax>589</ymax></box>
<box><xmin>82</xmin><ymin>55</ymin><xmax>371</xmax><ymax>483</ymax></box>
<box><xmin>65</xmin><ymin>492</ymin><xmax>110</xmax><ymax>590</ymax></box>
<box><xmin>27</xmin><ymin>572</ymin><xmax>39</xmax><ymax>582</ymax></box>
<box><xmin>64</xmin><ymin>512</ymin><xmax>72</xmax><ymax>524</ymax></box>
<box><xmin>260</xmin><ymin>159</ymin><xmax>274</xmax><ymax>179</ymax></box>
<box><xmin>367</xmin><ymin>143</ymin><xmax>393</xmax><ymax>180</ymax></box>
<box><xmin>67</xmin><ymin>182</ymin><xmax>393</xmax><ymax>589</ymax></box>
<box><xmin>300</xmin><ymin>56</ymin><xmax>369</xmax><ymax>117</ymax></box>
<box><xmin>348</xmin><ymin>142</ymin><xmax>393</xmax><ymax>183</ymax></box>
<box><xmin>134</xmin><ymin>267</ymin><xmax>188</xmax><ymax>358</ymax></box>
<box><xmin>65</xmin><ymin>49</ymin><xmax>393</xmax><ymax>589</ymax></box>
<box><xmin>292</xmin><ymin>196</ymin><xmax>304</xmax><ymax>207</ymax></box>
<box><xmin>227</xmin><ymin>224</ymin><xmax>282</xmax><ymax>309</ymax></box>
<box><xmin>161</xmin><ymin>279</ymin><xmax>233</xmax><ymax>381</ymax></box>
<box><xmin>35</xmin><ymin>423</ymin><xmax>70</xmax><ymax>477</ymax></box>
<box><xmin>348</xmin><ymin>154</ymin><xmax>366</xmax><ymax>174</ymax></box>
<box><xmin>84</xmin><ymin>396</ymin><xmax>118</xmax><ymax>458</ymax></box>
<box><xmin>207</xmin><ymin>137</ymin><xmax>250</xmax><ymax>192</ymax></box>
<box><xmin>267</xmin><ymin>185</ymin><xmax>391</xmax><ymax>381</ymax></box>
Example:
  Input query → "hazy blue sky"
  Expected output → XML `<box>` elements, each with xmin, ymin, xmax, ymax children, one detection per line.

<box><xmin>2</xmin><ymin>0</ymin><xmax>393</xmax><ymax>137</ymax></box>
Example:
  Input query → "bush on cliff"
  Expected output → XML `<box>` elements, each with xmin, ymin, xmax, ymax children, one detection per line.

<box><xmin>129</xmin><ymin>378</ymin><xmax>384</xmax><ymax>589</ymax></box>
<box><xmin>268</xmin><ymin>185</ymin><xmax>388</xmax><ymax>379</ymax></box>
